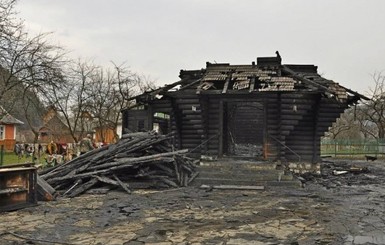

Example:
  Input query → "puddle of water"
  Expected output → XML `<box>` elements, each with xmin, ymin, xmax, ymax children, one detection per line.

<box><xmin>345</xmin><ymin>235</ymin><xmax>385</xmax><ymax>244</ymax></box>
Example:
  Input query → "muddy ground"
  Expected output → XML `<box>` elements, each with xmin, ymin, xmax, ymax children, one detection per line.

<box><xmin>1</xmin><ymin>159</ymin><xmax>385</xmax><ymax>245</ymax></box>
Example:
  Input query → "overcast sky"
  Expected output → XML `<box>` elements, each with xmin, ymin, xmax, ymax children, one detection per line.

<box><xmin>15</xmin><ymin>0</ymin><xmax>385</xmax><ymax>95</ymax></box>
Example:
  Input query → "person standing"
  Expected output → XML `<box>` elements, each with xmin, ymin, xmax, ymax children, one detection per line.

<box><xmin>37</xmin><ymin>144</ymin><xmax>43</xmax><ymax>158</ymax></box>
<box><xmin>80</xmin><ymin>134</ymin><xmax>94</xmax><ymax>155</ymax></box>
<box><xmin>46</xmin><ymin>141</ymin><xmax>58</xmax><ymax>167</ymax></box>
<box><xmin>14</xmin><ymin>142</ymin><xmax>23</xmax><ymax>160</ymax></box>
<box><xmin>47</xmin><ymin>141</ymin><xmax>57</xmax><ymax>156</ymax></box>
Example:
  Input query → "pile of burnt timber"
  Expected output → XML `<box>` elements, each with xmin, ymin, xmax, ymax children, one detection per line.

<box><xmin>40</xmin><ymin>131</ymin><xmax>199</xmax><ymax>198</ymax></box>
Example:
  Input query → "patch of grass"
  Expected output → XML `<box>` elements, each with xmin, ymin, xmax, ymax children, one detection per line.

<box><xmin>0</xmin><ymin>152</ymin><xmax>47</xmax><ymax>166</ymax></box>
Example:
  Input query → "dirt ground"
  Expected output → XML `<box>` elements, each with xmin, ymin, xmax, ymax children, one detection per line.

<box><xmin>1</xmin><ymin>159</ymin><xmax>385</xmax><ymax>245</ymax></box>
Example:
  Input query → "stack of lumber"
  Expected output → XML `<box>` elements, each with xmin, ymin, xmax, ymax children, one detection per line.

<box><xmin>40</xmin><ymin>131</ymin><xmax>199</xmax><ymax>198</ymax></box>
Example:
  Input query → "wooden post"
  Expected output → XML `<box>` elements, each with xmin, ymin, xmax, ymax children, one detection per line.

<box><xmin>121</xmin><ymin>110</ymin><xmax>128</xmax><ymax>134</ymax></box>
<box><xmin>200</xmin><ymin>96</ymin><xmax>209</xmax><ymax>153</ymax></box>
<box><xmin>0</xmin><ymin>145</ymin><xmax>3</xmax><ymax>166</ymax></box>
<box><xmin>334</xmin><ymin>140</ymin><xmax>337</xmax><ymax>157</ymax></box>
<box><xmin>147</xmin><ymin>104</ymin><xmax>153</xmax><ymax>131</ymax></box>
<box><xmin>218</xmin><ymin>100</ymin><xmax>224</xmax><ymax>157</ymax></box>
<box><xmin>277</xmin><ymin>93</ymin><xmax>283</xmax><ymax>161</ymax></box>
<box><xmin>312</xmin><ymin>95</ymin><xmax>321</xmax><ymax>163</ymax></box>
<box><xmin>263</xmin><ymin>98</ymin><xmax>268</xmax><ymax>159</ymax></box>
<box><xmin>171</xmin><ymin>98</ymin><xmax>182</xmax><ymax>150</ymax></box>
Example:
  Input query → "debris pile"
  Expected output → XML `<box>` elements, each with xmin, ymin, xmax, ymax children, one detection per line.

<box><xmin>40</xmin><ymin>131</ymin><xmax>199</xmax><ymax>197</ymax></box>
<box><xmin>298</xmin><ymin>160</ymin><xmax>377</xmax><ymax>189</ymax></box>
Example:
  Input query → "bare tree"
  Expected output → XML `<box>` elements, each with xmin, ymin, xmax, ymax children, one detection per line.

<box><xmin>1</xmin><ymin>0</ymin><xmax>67</xmax><ymax>145</ymax></box>
<box><xmin>86</xmin><ymin>63</ymin><xmax>153</xmax><ymax>142</ymax></box>
<box><xmin>1</xmin><ymin>0</ymin><xmax>155</xmax><ymax>146</ymax></box>
<box><xmin>355</xmin><ymin>72</ymin><xmax>385</xmax><ymax>139</ymax></box>
<box><xmin>39</xmin><ymin>60</ymin><xmax>97</xmax><ymax>143</ymax></box>
<box><xmin>86</xmin><ymin>66</ymin><xmax>124</xmax><ymax>143</ymax></box>
<box><xmin>40</xmin><ymin>60</ymin><xmax>154</xmax><ymax>143</ymax></box>
<box><xmin>325</xmin><ymin>106</ymin><xmax>362</xmax><ymax>140</ymax></box>
<box><xmin>115</xmin><ymin>63</ymin><xmax>156</xmax><ymax>100</ymax></box>
<box><xmin>0</xmin><ymin>0</ymin><xmax>65</xmax><ymax>100</ymax></box>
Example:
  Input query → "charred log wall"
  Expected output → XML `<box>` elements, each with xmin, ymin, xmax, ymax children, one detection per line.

<box><xmin>282</xmin><ymin>95</ymin><xmax>349</xmax><ymax>162</ymax></box>
<box><xmin>265</xmin><ymin>94</ymin><xmax>280</xmax><ymax>160</ymax></box>
<box><xmin>205</xmin><ymin>96</ymin><xmax>221</xmax><ymax>156</ymax></box>
<box><xmin>123</xmin><ymin>92</ymin><xmax>349</xmax><ymax>163</ymax></box>
<box><xmin>150</xmin><ymin>91</ymin><xmax>204</xmax><ymax>157</ymax></box>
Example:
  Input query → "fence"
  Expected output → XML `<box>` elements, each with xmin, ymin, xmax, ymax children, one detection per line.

<box><xmin>321</xmin><ymin>139</ymin><xmax>385</xmax><ymax>159</ymax></box>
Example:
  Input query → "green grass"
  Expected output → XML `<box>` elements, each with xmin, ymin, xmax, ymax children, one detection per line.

<box><xmin>0</xmin><ymin>152</ymin><xmax>47</xmax><ymax>166</ymax></box>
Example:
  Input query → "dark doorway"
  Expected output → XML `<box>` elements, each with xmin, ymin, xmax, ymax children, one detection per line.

<box><xmin>225</xmin><ymin>101</ymin><xmax>265</xmax><ymax>158</ymax></box>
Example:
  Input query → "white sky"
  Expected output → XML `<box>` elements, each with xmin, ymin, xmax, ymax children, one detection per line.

<box><xmin>15</xmin><ymin>0</ymin><xmax>385</xmax><ymax>95</ymax></box>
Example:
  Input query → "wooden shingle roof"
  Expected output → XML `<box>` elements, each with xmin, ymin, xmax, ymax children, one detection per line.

<box><xmin>0</xmin><ymin>106</ymin><xmax>24</xmax><ymax>125</ymax></box>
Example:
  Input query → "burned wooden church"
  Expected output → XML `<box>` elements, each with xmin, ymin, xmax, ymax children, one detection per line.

<box><xmin>122</xmin><ymin>53</ymin><xmax>366</xmax><ymax>163</ymax></box>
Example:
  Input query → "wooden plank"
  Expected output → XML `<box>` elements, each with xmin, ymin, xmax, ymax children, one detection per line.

<box><xmin>181</xmin><ymin>139</ymin><xmax>202</xmax><ymax>145</ymax></box>
<box><xmin>183</xmin><ymin>114</ymin><xmax>204</xmax><ymax>119</ymax></box>
<box><xmin>67</xmin><ymin>178</ymin><xmax>99</xmax><ymax>198</ymax></box>
<box><xmin>181</xmin><ymin>129</ymin><xmax>204</xmax><ymax>134</ymax></box>
<box><xmin>200</xmin><ymin>184</ymin><xmax>265</xmax><ymax>190</ymax></box>
<box><xmin>181</xmin><ymin>144</ymin><xmax>201</xmax><ymax>148</ymax></box>
<box><xmin>175</xmin><ymin>104</ymin><xmax>201</xmax><ymax>110</ymax></box>
<box><xmin>281</xmin><ymin>125</ymin><xmax>295</xmax><ymax>131</ymax></box>
<box><xmin>36</xmin><ymin>175</ymin><xmax>56</xmax><ymax>201</ymax></box>
<box><xmin>175</xmin><ymin>96</ymin><xmax>201</xmax><ymax>102</ymax></box>
<box><xmin>222</xmin><ymin>76</ymin><xmax>231</xmax><ymax>94</ymax></box>
<box><xmin>171</xmin><ymin>98</ymin><xmax>182</xmax><ymax>149</ymax></box>
<box><xmin>181</xmin><ymin>125</ymin><xmax>203</xmax><ymax>130</ymax></box>
<box><xmin>249</xmin><ymin>76</ymin><xmax>256</xmax><ymax>92</ymax></box>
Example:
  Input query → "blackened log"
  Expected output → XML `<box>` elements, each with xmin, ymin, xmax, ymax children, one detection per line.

<box><xmin>135</xmin><ymin>170</ymin><xmax>158</xmax><ymax>178</ymax></box>
<box><xmin>88</xmin><ymin>149</ymin><xmax>188</xmax><ymax>171</ymax></box>
<box><xmin>63</xmin><ymin>179</ymin><xmax>82</xmax><ymax>196</ymax></box>
<box><xmin>47</xmin><ymin>168</ymin><xmax>114</xmax><ymax>184</ymax></box>
<box><xmin>183</xmin><ymin>172</ymin><xmax>188</xmax><ymax>187</ymax></box>
<box><xmin>41</xmin><ymin>130</ymin><xmax>198</xmax><ymax>196</ymax></box>
<box><xmin>41</xmin><ymin>146</ymin><xmax>108</xmax><ymax>179</ymax></box>
<box><xmin>158</xmin><ymin>177</ymin><xmax>178</xmax><ymax>188</ymax></box>
<box><xmin>68</xmin><ymin>178</ymin><xmax>99</xmax><ymax>198</ymax></box>
<box><xmin>187</xmin><ymin>172</ymin><xmax>199</xmax><ymax>185</ymax></box>
<box><xmin>121</xmin><ymin>131</ymin><xmax>157</xmax><ymax>139</ymax></box>
<box><xmin>113</xmin><ymin>174</ymin><xmax>131</xmax><ymax>194</ymax></box>
<box><xmin>47</xmin><ymin>156</ymin><xmax>176</xmax><ymax>185</ymax></box>
<box><xmin>173</xmin><ymin>161</ymin><xmax>180</xmax><ymax>184</ymax></box>
<box><xmin>154</xmin><ymin>163</ymin><xmax>175</xmax><ymax>177</ymax></box>
<box><xmin>93</xmin><ymin>175</ymin><xmax>120</xmax><ymax>186</ymax></box>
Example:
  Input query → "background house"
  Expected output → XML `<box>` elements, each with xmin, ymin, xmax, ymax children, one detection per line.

<box><xmin>38</xmin><ymin>106</ymin><xmax>77</xmax><ymax>144</ymax></box>
<box><xmin>0</xmin><ymin>106</ymin><xmax>24</xmax><ymax>151</ymax></box>
<box><xmin>94</xmin><ymin>125</ymin><xmax>118</xmax><ymax>145</ymax></box>
<box><xmin>39</xmin><ymin>107</ymin><xmax>120</xmax><ymax>146</ymax></box>
<box><xmin>122</xmin><ymin>54</ymin><xmax>367</xmax><ymax>163</ymax></box>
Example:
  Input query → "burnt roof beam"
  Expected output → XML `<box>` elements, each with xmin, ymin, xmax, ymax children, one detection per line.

<box><xmin>249</xmin><ymin>76</ymin><xmax>256</xmax><ymax>92</ymax></box>
<box><xmin>222</xmin><ymin>74</ymin><xmax>232</xmax><ymax>94</ymax></box>
<box><xmin>282</xmin><ymin>65</ymin><xmax>369</xmax><ymax>102</ymax></box>
<box><xmin>125</xmin><ymin>79</ymin><xmax>184</xmax><ymax>102</ymax></box>
<box><xmin>337</xmin><ymin>84</ymin><xmax>370</xmax><ymax>101</ymax></box>
<box><xmin>281</xmin><ymin>65</ymin><xmax>334</xmax><ymax>96</ymax></box>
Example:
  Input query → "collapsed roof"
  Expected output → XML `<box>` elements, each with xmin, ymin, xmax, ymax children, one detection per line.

<box><xmin>133</xmin><ymin>52</ymin><xmax>368</xmax><ymax>105</ymax></box>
